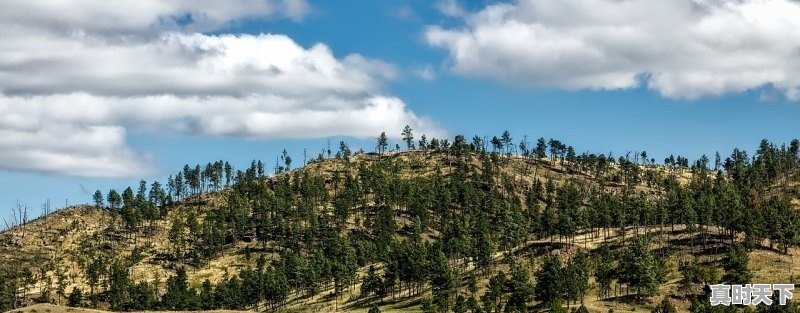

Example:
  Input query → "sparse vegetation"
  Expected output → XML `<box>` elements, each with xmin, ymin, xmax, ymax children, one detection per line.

<box><xmin>1</xmin><ymin>130</ymin><xmax>799</xmax><ymax>312</ymax></box>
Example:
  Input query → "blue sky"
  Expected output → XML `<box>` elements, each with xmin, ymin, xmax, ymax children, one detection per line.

<box><xmin>1</xmin><ymin>0</ymin><xmax>800</xmax><ymax>222</ymax></box>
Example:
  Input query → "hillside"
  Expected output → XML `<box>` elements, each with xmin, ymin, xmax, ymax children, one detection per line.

<box><xmin>2</xmin><ymin>140</ymin><xmax>800</xmax><ymax>313</ymax></box>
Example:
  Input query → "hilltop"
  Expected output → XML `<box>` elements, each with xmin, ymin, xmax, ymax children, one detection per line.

<box><xmin>2</xmin><ymin>137</ymin><xmax>800</xmax><ymax>313</ymax></box>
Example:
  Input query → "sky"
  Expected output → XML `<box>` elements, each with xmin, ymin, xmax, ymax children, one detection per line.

<box><xmin>1</xmin><ymin>0</ymin><xmax>800</xmax><ymax>222</ymax></box>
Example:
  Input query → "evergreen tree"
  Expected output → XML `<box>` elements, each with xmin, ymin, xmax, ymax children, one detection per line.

<box><xmin>652</xmin><ymin>297</ymin><xmax>678</xmax><ymax>313</ymax></box>
<box><xmin>402</xmin><ymin>125</ymin><xmax>414</xmax><ymax>150</ymax></box>
<box><xmin>162</xmin><ymin>267</ymin><xmax>198</xmax><ymax>310</ymax></box>
<box><xmin>377</xmin><ymin>132</ymin><xmax>389</xmax><ymax>158</ymax></box>
<box><xmin>618</xmin><ymin>236</ymin><xmax>664</xmax><ymax>299</ymax></box>
<box><xmin>565</xmin><ymin>252</ymin><xmax>590</xmax><ymax>305</ymax></box>
<box><xmin>199</xmin><ymin>279</ymin><xmax>214</xmax><ymax>310</ymax></box>
<box><xmin>482</xmin><ymin>271</ymin><xmax>506</xmax><ymax>313</ymax></box>
<box><xmin>505</xmin><ymin>263</ymin><xmax>534</xmax><ymax>312</ymax></box>
<box><xmin>722</xmin><ymin>243</ymin><xmax>752</xmax><ymax>285</ymax></box>
<box><xmin>361</xmin><ymin>265</ymin><xmax>382</xmax><ymax>298</ymax></box>
<box><xmin>535</xmin><ymin>138</ymin><xmax>547</xmax><ymax>159</ymax></box>
<box><xmin>535</xmin><ymin>255</ymin><xmax>563</xmax><ymax>306</ymax></box>
<box><xmin>429</xmin><ymin>249</ymin><xmax>456</xmax><ymax>312</ymax></box>
<box><xmin>107</xmin><ymin>189</ymin><xmax>122</xmax><ymax>210</ymax></box>
<box><xmin>500</xmin><ymin>130</ymin><xmax>513</xmax><ymax>156</ymax></box>
<box><xmin>93</xmin><ymin>190</ymin><xmax>104</xmax><ymax>208</ymax></box>
<box><xmin>107</xmin><ymin>261</ymin><xmax>130</xmax><ymax>311</ymax></box>
<box><xmin>68</xmin><ymin>287</ymin><xmax>83</xmax><ymax>307</ymax></box>
<box><xmin>127</xmin><ymin>281</ymin><xmax>156</xmax><ymax>311</ymax></box>
<box><xmin>281</xmin><ymin>149</ymin><xmax>292</xmax><ymax>171</ymax></box>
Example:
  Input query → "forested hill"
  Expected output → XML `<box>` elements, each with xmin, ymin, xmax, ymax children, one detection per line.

<box><xmin>1</xmin><ymin>132</ymin><xmax>800</xmax><ymax>313</ymax></box>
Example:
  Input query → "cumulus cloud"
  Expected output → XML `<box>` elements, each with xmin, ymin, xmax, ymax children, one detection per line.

<box><xmin>0</xmin><ymin>0</ymin><xmax>441</xmax><ymax>177</ymax></box>
<box><xmin>0</xmin><ymin>94</ymin><xmax>437</xmax><ymax>140</ymax></box>
<box><xmin>425</xmin><ymin>0</ymin><xmax>800</xmax><ymax>100</ymax></box>
<box><xmin>0</xmin><ymin>123</ymin><xmax>154</xmax><ymax>177</ymax></box>
<box><xmin>0</xmin><ymin>0</ymin><xmax>311</xmax><ymax>34</ymax></box>
<box><xmin>0</xmin><ymin>30</ymin><xmax>393</xmax><ymax>98</ymax></box>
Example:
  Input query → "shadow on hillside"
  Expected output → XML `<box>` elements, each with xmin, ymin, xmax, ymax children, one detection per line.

<box><xmin>751</xmin><ymin>243</ymin><xmax>790</xmax><ymax>255</ymax></box>
<box><xmin>514</xmin><ymin>241</ymin><xmax>574</xmax><ymax>258</ymax></box>
<box><xmin>340</xmin><ymin>294</ymin><xmax>423</xmax><ymax>311</ymax></box>
<box><xmin>386</xmin><ymin>296</ymin><xmax>425</xmax><ymax>310</ymax></box>
<box><xmin>599</xmin><ymin>294</ymin><xmax>651</xmax><ymax>305</ymax></box>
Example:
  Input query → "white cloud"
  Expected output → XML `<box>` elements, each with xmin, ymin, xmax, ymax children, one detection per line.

<box><xmin>0</xmin><ymin>30</ymin><xmax>391</xmax><ymax>98</ymax></box>
<box><xmin>0</xmin><ymin>0</ymin><xmax>441</xmax><ymax>178</ymax></box>
<box><xmin>0</xmin><ymin>0</ymin><xmax>311</xmax><ymax>34</ymax></box>
<box><xmin>281</xmin><ymin>0</ymin><xmax>312</xmax><ymax>21</ymax></box>
<box><xmin>0</xmin><ymin>93</ymin><xmax>439</xmax><ymax>140</ymax></box>
<box><xmin>415</xmin><ymin>65</ymin><xmax>436</xmax><ymax>81</ymax></box>
<box><xmin>426</xmin><ymin>0</ymin><xmax>800</xmax><ymax>100</ymax></box>
<box><xmin>0</xmin><ymin>123</ymin><xmax>153</xmax><ymax>177</ymax></box>
<box><xmin>434</xmin><ymin>0</ymin><xmax>467</xmax><ymax>18</ymax></box>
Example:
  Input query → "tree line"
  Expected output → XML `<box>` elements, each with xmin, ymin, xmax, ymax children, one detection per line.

<box><xmin>2</xmin><ymin>127</ymin><xmax>799</xmax><ymax>313</ymax></box>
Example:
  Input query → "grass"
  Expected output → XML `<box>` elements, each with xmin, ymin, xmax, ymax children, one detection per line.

<box><xmin>2</xmin><ymin>151</ymin><xmax>799</xmax><ymax>312</ymax></box>
<box><xmin>4</xmin><ymin>303</ymin><xmax>248</xmax><ymax>313</ymax></box>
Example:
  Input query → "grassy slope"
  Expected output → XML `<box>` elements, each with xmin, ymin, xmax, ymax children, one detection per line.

<box><xmin>2</xmin><ymin>152</ymin><xmax>799</xmax><ymax>312</ymax></box>
<box><xmin>3</xmin><ymin>303</ymin><xmax>247</xmax><ymax>313</ymax></box>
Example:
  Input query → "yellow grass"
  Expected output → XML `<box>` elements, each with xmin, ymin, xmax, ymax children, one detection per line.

<box><xmin>2</xmin><ymin>151</ymin><xmax>798</xmax><ymax>312</ymax></box>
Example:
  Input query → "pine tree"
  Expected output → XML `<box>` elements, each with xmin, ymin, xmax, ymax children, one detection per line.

<box><xmin>281</xmin><ymin>149</ymin><xmax>292</xmax><ymax>171</ymax></box>
<box><xmin>377</xmin><ymin>132</ymin><xmax>389</xmax><ymax>158</ymax></box>
<box><xmin>429</xmin><ymin>249</ymin><xmax>456</xmax><ymax>312</ymax></box>
<box><xmin>199</xmin><ymin>279</ymin><xmax>214</xmax><ymax>310</ymax></box>
<box><xmin>131</xmin><ymin>281</ymin><xmax>157</xmax><ymax>310</ymax></box>
<box><xmin>162</xmin><ymin>267</ymin><xmax>198</xmax><ymax>310</ymax></box>
<box><xmin>361</xmin><ymin>265</ymin><xmax>382</xmax><ymax>298</ymax></box>
<box><xmin>107</xmin><ymin>189</ymin><xmax>121</xmax><ymax>210</ymax></box>
<box><xmin>722</xmin><ymin>243</ymin><xmax>752</xmax><ymax>285</ymax></box>
<box><xmin>651</xmin><ymin>297</ymin><xmax>677</xmax><ymax>313</ymax></box>
<box><xmin>505</xmin><ymin>263</ymin><xmax>534</xmax><ymax>312</ymax></box>
<box><xmin>121</xmin><ymin>187</ymin><xmax>139</xmax><ymax>230</ymax></box>
<box><xmin>93</xmin><ymin>190</ymin><xmax>104</xmax><ymax>208</ymax></box>
<box><xmin>85</xmin><ymin>258</ymin><xmax>103</xmax><ymax>300</ymax></box>
<box><xmin>67</xmin><ymin>287</ymin><xmax>83</xmax><ymax>307</ymax></box>
<box><xmin>565</xmin><ymin>252</ymin><xmax>590</xmax><ymax>305</ymax></box>
<box><xmin>402</xmin><ymin>125</ymin><xmax>414</xmax><ymax>150</ymax></box>
<box><xmin>535</xmin><ymin>138</ymin><xmax>547</xmax><ymax>159</ymax></box>
<box><xmin>595</xmin><ymin>258</ymin><xmax>615</xmax><ymax>300</ymax></box>
<box><xmin>482</xmin><ymin>271</ymin><xmax>506</xmax><ymax>313</ymax></box>
<box><xmin>535</xmin><ymin>255</ymin><xmax>563</xmax><ymax>306</ymax></box>
<box><xmin>618</xmin><ymin>236</ymin><xmax>663</xmax><ymax>299</ymax></box>
<box><xmin>107</xmin><ymin>261</ymin><xmax>130</xmax><ymax>310</ymax></box>
<box><xmin>500</xmin><ymin>130</ymin><xmax>513</xmax><ymax>156</ymax></box>
<box><xmin>419</xmin><ymin>134</ymin><xmax>428</xmax><ymax>152</ymax></box>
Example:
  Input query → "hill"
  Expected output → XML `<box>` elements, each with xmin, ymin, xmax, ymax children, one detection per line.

<box><xmin>2</xmin><ymin>137</ymin><xmax>800</xmax><ymax>313</ymax></box>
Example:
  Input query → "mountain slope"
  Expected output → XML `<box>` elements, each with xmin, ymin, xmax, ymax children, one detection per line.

<box><xmin>2</xmin><ymin>145</ymin><xmax>799</xmax><ymax>313</ymax></box>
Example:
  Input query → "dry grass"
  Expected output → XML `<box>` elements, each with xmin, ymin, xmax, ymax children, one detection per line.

<box><xmin>750</xmin><ymin>247</ymin><xmax>800</xmax><ymax>284</ymax></box>
<box><xmin>3</xmin><ymin>303</ymin><xmax>249</xmax><ymax>313</ymax></box>
<box><xmin>2</xmin><ymin>151</ymin><xmax>798</xmax><ymax>312</ymax></box>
